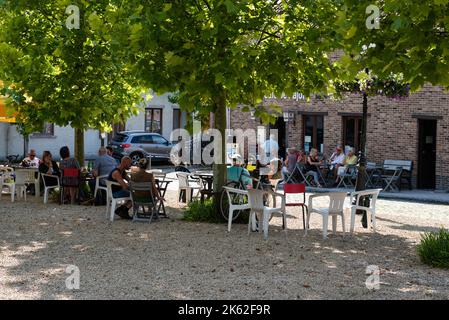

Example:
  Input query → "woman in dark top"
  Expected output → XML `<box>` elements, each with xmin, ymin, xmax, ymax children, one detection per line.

<box><xmin>39</xmin><ymin>151</ymin><xmax>60</xmax><ymax>187</ymax></box>
<box><xmin>305</xmin><ymin>148</ymin><xmax>322</xmax><ymax>187</ymax></box>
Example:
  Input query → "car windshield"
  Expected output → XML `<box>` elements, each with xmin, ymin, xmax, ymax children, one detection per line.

<box><xmin>112</xmin><ymin>133</ymin><xmax>128</xmax><ymax>143</ymax></box>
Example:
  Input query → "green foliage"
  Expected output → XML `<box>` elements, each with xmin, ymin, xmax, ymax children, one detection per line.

<box><xmin>183</xmin><ymin>198</ymin><xmax>250</xmax><ymax>224</ymax></box>
<box><xmin>0</xmin><ymin>1</ymin><xmax>145</xmax><ymax>135</ymax></box>
<box><xmin>107</xmin><ymin>0</ymin><xmax>340</xmax><ymax>111</ymax></box>
<box><xmin>106</xmin><ymin>0</ymin><xmax>342</xmax><ymax>191</ymax></box>
<box><xmin>334</xmin><ymin>70</ymin><xmax>411</xmax><ymax>100</ymax></box>
<box><xmin>417</xmin><ymin>228</ymin><xmax>449</xmax><ymax>269</ymax></box>
<box><xmin>183</xmin><ymin>199</ymin><xmax>223</xmax><ymax>223</ymax></box>
<box><xmin>336</xmin><ymin>0</ymin><xmax>449</xmax><ymax>91</ymax></box>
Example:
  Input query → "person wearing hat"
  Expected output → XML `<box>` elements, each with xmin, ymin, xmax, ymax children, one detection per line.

<box><xmin>227</xmin><ymin>154</ymin><xmax>252</xmax><ymax>187</ymax></box>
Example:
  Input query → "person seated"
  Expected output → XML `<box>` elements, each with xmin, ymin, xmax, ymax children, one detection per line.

<box><xmin>227</xmin><ymin>154</ymin><xmax>252</xmax><ymax>188</ymax></box>
<box><xmin>108</xmin><ymin>156</ymin><xmax>133</xmax><ymax>219</ymax></box>
<box><xmin>296</xmin><ymin>148</ymin><xmax>307</xmax><ymax>164</ymax></box>
<box><xmin>305</xmin><ymin>148</ymin><xmax>323</xmax><ymax>188</ymax></box>
<box><xmin>92</xmin><ymin>147</ymin><xmax>118</xmax><ymax>183</ymax></box>
<box><xmin>268</xmin><ymin>157</ymin><xmax>283</xmax><ymax>188</ymax></box>
<box><xmin>59</xmin><ymin>146</ymin><xmax>80</xmax><ymax>205</ymax></box>
<box><xmin>21</xmin><ymin>149</ymin><xmax>40</xmax><ymax>168</ymax></box>
<box><xmin>131</xmin><ymin>158</ymin><xmax>163</xmax><ymax>202</ymax></box>
<box><xmin>335</xmin><ymin>148</ymin><xmax>358</xmax><ymax>185</ymax></box>
<box><xmin>328</xmin><ymin>145</ymin><xmax>345</xmax><ymax>176</ymax></box>
<box><xmin>282</xmin><ymin>147</ymin><xmax>299</xmax><ymax>182</ymax></box>
<box><xmin>39</xmin><ymin>151</ymin><xmax>60</xmax><ymax>187</ymax></box>
<box><xmin>105</xmin><ymin>146</ymin><xmax>117</xmax><ymax>159</ymax></box>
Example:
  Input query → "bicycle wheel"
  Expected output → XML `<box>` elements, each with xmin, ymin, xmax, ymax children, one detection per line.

<box><xmin>220</xmin><ymin>181</ymin><xmax>248</xmax><ymax>221</ymax></box>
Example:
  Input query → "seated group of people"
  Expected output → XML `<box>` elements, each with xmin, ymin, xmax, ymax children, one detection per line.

<box><xmin>108</xmin><ymin>156</ymin><xmax>164</xmax><ymax>220</ymax></box>
<box><xmin>22</xmin><ymin>147</ymin><xmax>81</xmax><ymax>204</ymax></box>
<box><xmin>280</xmin><ymin>145</ymin><xmax>358</xmax><ymax>187</ymax></box>
<box><xmin>25</xmin><ymin>146</ymin><xmax>163</xmax><ymax>218</ymax></box>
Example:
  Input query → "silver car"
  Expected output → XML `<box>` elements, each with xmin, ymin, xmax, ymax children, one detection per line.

<box><xmin>109</xmin><ymin>131</ymin><xmax>173</xmax><ymax>165</ymax></box>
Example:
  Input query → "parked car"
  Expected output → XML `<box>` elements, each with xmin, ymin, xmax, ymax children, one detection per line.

<box><xmin>109</xmin><ymin>131</ymin><xmax>173</xmax><ymax>165</ymax></box>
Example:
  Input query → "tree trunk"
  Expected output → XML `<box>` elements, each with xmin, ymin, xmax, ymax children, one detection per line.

<box><xmin>74</xmin><ymin>128</ymin><xmax>84</xmax><ymax>166</ymax></box>
<box><xmin>23</xmin><ymin>134</ymin><xmax>29</xmax><ymax>159</ymax></box>
<box><xmin>213</xmin><ymin>93</ymin><xmax>227</xmax><ymax>197</ymax></box>
<box><xmin>355</xmin><ymin>93</ymin><xmax>369</xmax><ymax>228</ymax></box>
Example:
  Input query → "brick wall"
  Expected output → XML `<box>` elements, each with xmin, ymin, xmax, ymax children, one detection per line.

<box><xmin>230</xmin><ymin>84</ymin><xmax>449</xmax><ymax>190</ymax></box>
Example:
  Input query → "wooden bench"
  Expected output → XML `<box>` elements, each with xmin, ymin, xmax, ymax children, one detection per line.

<box><xmin>383</xmin><ymin>160</ymin><xmax>413</xmax><ymax>190</ymax></box>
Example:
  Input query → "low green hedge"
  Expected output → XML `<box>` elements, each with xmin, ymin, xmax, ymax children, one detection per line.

<box><xmin>417</xmin><ymin>228</ymin><xmax>449</xmax><ymax>269</ymax></box>
<box><xmin>183</xmin><ymin>199</ymin><xmax>250</xmax><ymax>224</ymax></box>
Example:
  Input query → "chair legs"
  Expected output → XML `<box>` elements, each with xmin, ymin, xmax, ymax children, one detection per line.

<box><xmin>305</xmin><ymin>212</ymin><xmax>345</xmax><ymax>240</ymax></box>
<box><xmin>350</xmin><ymin>208</ymin><xmax>375</xmax><ymax>235</ymax></box>
<box><xmin>322</xmin><ymin>214</ymin><xmax>329</xmax><ymax>239</ymax></box>
<box><xmin>110</xmin><ymin>199</ymin><xmax>117</xmax><ymax>222</ymax></box>
<box><xmin>228</xmin><ymin>209</ymin><xmax>233</xmax><ymax>232</ymax></box>
<box><xmin>350</xmin><ymin>207</ymin><xmax>356</xmax><ymax>235</ymax></box>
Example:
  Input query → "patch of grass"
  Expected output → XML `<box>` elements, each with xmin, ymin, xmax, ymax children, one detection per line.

<box><xmin>417</xmin><ymin>228</ymin><xmax>449</xmax><ymax>269</ymax></box>
<box><xmin>183</xmin><ymin>198</ymin><xmax>250</xmax><ymax>224</ymax></box>
<box><xmin>183</xmin><ymin>199</ymin><xmax>224</xmax><ymax>223</ymax></box>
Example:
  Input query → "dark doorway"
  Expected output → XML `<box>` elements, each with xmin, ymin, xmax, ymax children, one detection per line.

<box><xmin>269</xmin><ymin>116</ymin><xmax>286</xmax><ymax>159</ymax></box>
<box><xmin>418</xmin><ymin>119</ymin><xmax>437</xmax><ymax>189</ymax></box>
<box><xmin>343</xmin><ymin>117</ymin><xmax>362</xmax><ymax>152</ymax></box>
<box><xmin>303</xmin><ymin>115</ymin><xmax>324</xmax><ymax>154</ymax></box>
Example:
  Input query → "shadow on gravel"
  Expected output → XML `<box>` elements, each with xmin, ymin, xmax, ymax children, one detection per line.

<box><xmin>1</xmin><ymin>202</ymin><xmax>449</xmax><ymax>300</ymax></box>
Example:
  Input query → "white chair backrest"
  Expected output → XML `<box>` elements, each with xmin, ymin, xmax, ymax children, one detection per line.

<box><xmin>248</xmin><ymin>189</ymin><xmax>266</xmax><ymax>212</ymax></box>
<box><xmin>153</xmin><ymin>172</ymin><xmax>166</xmax><ymax>181</ymax></box>
<box><xmin>105</xmin><ymin>180</ymin><xmax>116</xmax><ymax>196</ymax></box>
<box><xmin>14</xmin><ymin>170</ymin><xmax>30</xmax><ymax>185</ymax></box>
<box><xmin>353</xmin><ymin>189</ymin><xmax>382</xmax><ymax>209</ymax></box>
<box><xmin>16</xmin><ymin>169</ymin><xmax>36</xmax><ymax>184</ymax></box>
<box><xmin>0</xmin><ymin>167</ymin><xmax>14</xmax><ymax>173</ymax></box>
<box><xmin>177</xmin><ymin>173</ymin><xmax>189</xmax><ymax>188</ymax></box>
<box><xmin>328</xmin><ymin>192</ymin><xmax>348</xmax><ymax>213</ymax></box>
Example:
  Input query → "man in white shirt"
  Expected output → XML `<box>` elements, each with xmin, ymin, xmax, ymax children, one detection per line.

<box><xmin>262</xmin><ymin>133</ymin><xmax>279</xmax><ymax>163</ymax></box>
<box><xmin>21</xmin><ymin>149</ymin><xmax>40</xmax><ymax>168</ymax></box>
<box><xmin>329</xmin><ymin>146</ymin><xmax>345</xmax><ymax>174</ymax></box>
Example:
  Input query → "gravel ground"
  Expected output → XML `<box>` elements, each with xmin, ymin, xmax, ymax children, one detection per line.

<box><xmin>1</xmin><ymin>186</ymin><xmax>449</xmax><ymax>300</ymax></box>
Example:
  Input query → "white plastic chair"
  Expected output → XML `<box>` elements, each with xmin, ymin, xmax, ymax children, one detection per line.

<box><xmin>12</xmin><ymin>169</ymin><xmax>31</xmax><ymax>201</ymax></box>
<box><xmin>247</xmin><ymin>189</ymin><xmax>286</xmax><ymax>240</ymax></box>
<box><xmin>93</xmin><ymin>174</ymin><xmax>108</xmax><ymax>199</ymax></box>
<box><xmin>306</xmin><ymin>192</ymin><xmax>347</xmax><ymax>239</ymax></box>
<box><xmin>105</xmin><ymin>180</ymin><xmax>131</xmax><ymax>222</ymax></box>
<box><xmin>346</xmin><ymin>189</ymin><xmax>382</xmax><ymax>235</ymax></box>
<box><xmin>0</xmin><ymin>171</ymin><xmax>16</xmax><ymax>202</ymax></box>
<box><xmin>176</xmin><ymin>172</ymin><xmax>200</xmax><ymax>204</ymax></box>
<box><xmin>41</xmin><ymin>173</ymin><xmax>60</xmax><ymax>204</ymax></box>
<box><xmin>222</xmin><ymin>186</ymin><xmax>250</xmax><ymax>232</ymax></box>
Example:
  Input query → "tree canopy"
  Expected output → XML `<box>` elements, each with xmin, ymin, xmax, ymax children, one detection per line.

<box><xmin>336</xmin><ymin>0</ymin><xmax>449</xmax><ymax>90</ymax></box>
<box><xmin>0</xmin><ymin>0</ymin><xmax>144</xmax><ymax>143</ymax></box>
<box><xmin>105</xmin><ymin>0</ymin><xmax>342</xmax><ymax>190</ymax></box>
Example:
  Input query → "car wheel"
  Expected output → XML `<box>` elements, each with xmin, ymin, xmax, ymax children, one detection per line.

<box><xmin>130</xmin><ymin>152</ymin><xmax>144</xmax><ymax>166</ymax></box>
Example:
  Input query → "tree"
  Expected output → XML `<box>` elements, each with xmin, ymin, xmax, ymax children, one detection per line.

<box><xmin>0</xmin><ymin>0</ymin><xmax>144</xmax><ymax>164</ymax></box>
<box><xmin>106</xmin><ymin>0</ymin><xmax>340</xmax><ymax>193</ymax></box>
<box><xmin>335</xmin><ymin>70</ymin><xmax>410</xmax><ymax>227</ymax></box>
<box><xmin>335</xmin><ymin>0</ymin><xmax>449</xmax><ymax>90</ymax></box>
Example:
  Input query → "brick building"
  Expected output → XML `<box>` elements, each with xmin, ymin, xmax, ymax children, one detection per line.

<box><xmin>230</xmin><ymin>84</ymin><xmax>449</xmax><ymax>190</ymax></box>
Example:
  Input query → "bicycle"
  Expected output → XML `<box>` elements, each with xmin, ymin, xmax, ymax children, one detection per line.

<box><xmin>219</xmin><ymin>168</ymin><xmax>276</xmax><ymax>222</ymax></box>
<box><xmin>1</xmin><ymin>154</ymin><xmax>20</xmax><ymax>166</ymax></box>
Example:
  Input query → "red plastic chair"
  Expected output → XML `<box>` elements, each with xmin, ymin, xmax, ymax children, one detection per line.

<box><xmin>284</xmin><ymin>183</ymin><xmax>308</xmax><ymax>229</ymax></box>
